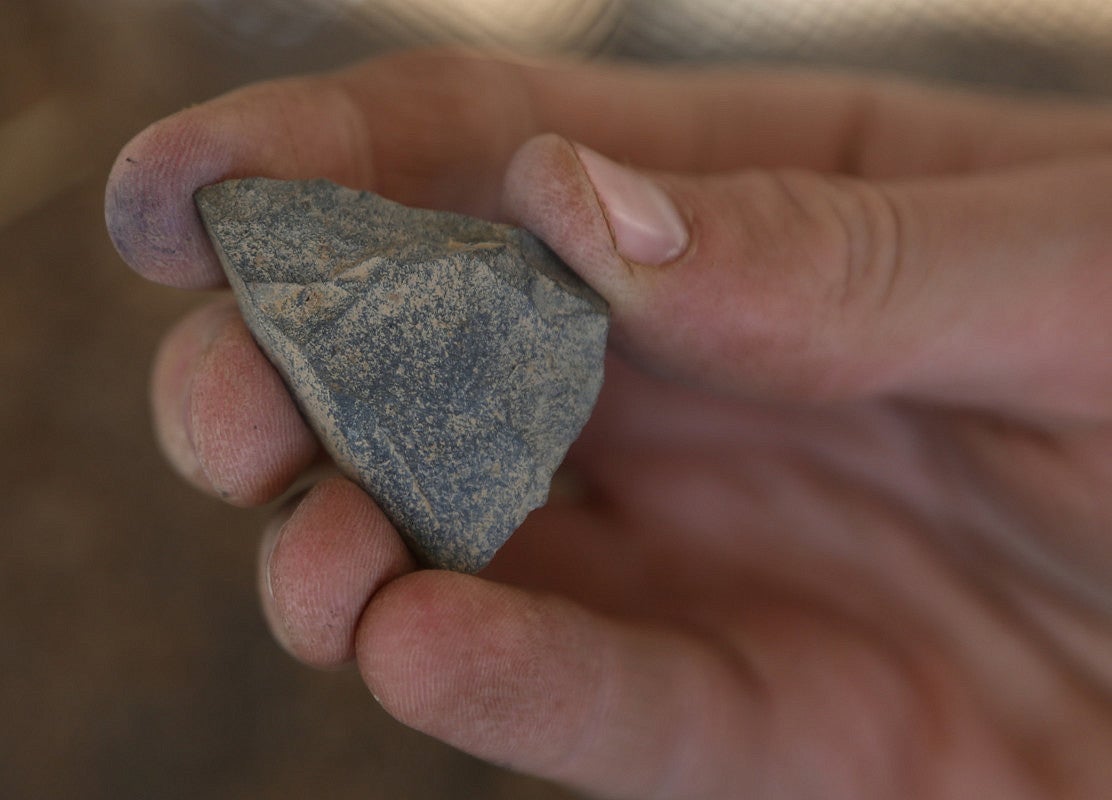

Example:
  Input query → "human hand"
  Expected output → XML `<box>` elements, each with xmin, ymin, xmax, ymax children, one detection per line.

<box><xmin>106</xmin><ymin>51</ymin><xmax>1112</xmax><ymax>799</ymax></box>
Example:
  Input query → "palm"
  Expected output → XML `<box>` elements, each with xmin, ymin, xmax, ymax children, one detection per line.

<box><xmin>488</xmin><ymin>355</ymin><xmax>1112</xmax><ymax>797</ymax></box>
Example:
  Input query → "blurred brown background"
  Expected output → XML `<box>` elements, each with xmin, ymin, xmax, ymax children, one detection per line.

<box><xmin>4</xmin><ymin>1</ymin><xmax>1112</xmax><ymax>798</ymax></box>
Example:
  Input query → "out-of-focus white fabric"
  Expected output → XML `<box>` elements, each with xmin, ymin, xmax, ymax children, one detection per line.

<box><xmin>311</xmin><ymin>0</ymin><xmax>1112</xmax><ymax>94</ymax></box>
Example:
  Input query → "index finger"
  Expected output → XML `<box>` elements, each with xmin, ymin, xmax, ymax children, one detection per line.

<box><xmin>105</xmin><ymin>49</ymin><xmax>1112</xmax><ymax>288</ymax></box>
<box><xmin>106</xmin><ymin>51</ymin><xmax>548</xmax><ymax>288</ymax></box>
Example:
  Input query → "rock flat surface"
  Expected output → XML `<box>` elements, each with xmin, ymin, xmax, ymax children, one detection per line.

<box><xmin>195</xmin><ymin>178</ymin><xmax>608</xmax><ymax>572</ymax></box>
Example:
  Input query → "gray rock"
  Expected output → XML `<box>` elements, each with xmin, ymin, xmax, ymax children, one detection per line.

<box><xmin>195</xmin><ymin>178</ymin><xmax>608</xmax><ymax>572</ymax></box>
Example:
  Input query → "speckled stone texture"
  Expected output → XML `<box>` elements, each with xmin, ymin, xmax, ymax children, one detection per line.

<box><xmin>195</xmin><ymin>178</ymin><xmax>608</xmax><ymax>572</ymax></box>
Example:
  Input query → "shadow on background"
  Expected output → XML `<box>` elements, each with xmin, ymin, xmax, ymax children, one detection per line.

<box><xmin>3</xmin><ymin>1</ymin><xmax>1111</xmax><ymax>797</ymax></box>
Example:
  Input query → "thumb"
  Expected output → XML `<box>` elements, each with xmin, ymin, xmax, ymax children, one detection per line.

<box><xmin>503</xmin><ymin>134</ymin><xmax>1112</xmax><ymax>420</ymax></box>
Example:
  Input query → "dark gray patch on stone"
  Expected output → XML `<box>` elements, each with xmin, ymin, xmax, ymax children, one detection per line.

<box><xmin>195</xmin><ymin>177</ymin><xmax>608</xmax><ymax>572</ymax></box>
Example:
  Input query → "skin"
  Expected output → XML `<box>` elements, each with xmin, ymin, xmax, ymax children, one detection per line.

<box><xmin>105</xmin><ymin>51</ymin><xmax>1112</xmax><ymax>799</ymax></box>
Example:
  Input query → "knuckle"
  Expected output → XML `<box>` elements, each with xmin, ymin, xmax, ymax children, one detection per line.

<box><xmin>725</xmin><ymin>170</ymin><xmax>907</xmax><ymax>399</ymax></box>
<box><xmin>830</xmin><ymin>177</ymin><xmax>908</xmax><ymax>317</ymax></box>
<box><xmin>773</xmin><ymin>171</ymin><xmax>906</xmax><ymax>318</ymax></box>
<box><xmin>635</xmin><ymin>169</ymin><xmax>914</xmax><ymax>402</ymax></box>
<box><xmin>772</xmin><ymin>172</ymin><xmax>909</xmax><ymax>399</ymax></box>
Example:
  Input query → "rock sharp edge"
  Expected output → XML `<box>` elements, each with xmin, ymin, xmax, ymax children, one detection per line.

<box><xmin>195</xmin><ymin>177</ymin><xmax>609</xmax><ymax>572</ymax></box>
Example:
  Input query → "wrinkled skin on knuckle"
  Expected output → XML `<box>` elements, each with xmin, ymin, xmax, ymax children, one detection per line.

<box><xmin>646</xmin><ymin>169</ymin><xmax>882</xmax><ymax>401</ymax></box>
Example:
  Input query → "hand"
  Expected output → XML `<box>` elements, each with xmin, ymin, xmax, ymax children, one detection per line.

<box><xmin>106</xmin><ymin>51</ymin><xmax>1112</xmax><ymax>799</ymax></box>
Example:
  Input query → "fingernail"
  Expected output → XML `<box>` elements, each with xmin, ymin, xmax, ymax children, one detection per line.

<box><xmin>259</xmin><ymin>511</ymin><xmax>290</xmax><ymax>603</ymax></box>
<box><xmin>258</xmin><ymin>504</ymin><xmax>299</xmax><ymax>657</ymax></box>
<box><xmin>574</xmin><ymin>144</ymin><xmax>688</xmax><ymax>265</ymax></box>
